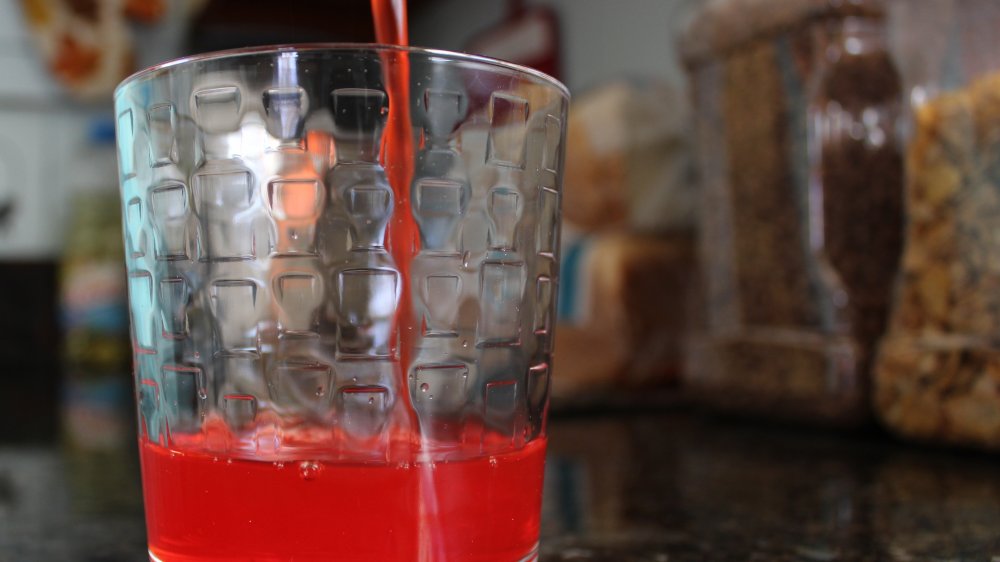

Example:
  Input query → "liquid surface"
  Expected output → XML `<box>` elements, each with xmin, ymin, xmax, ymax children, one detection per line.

<box><xmin>142</xmin><ymin>436</ymin><xmax>545</xmax><ymax>562</ymax></box>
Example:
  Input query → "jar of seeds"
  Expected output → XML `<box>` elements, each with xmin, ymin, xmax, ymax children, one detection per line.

<box><xmin>682</xmin><ymin>0</ymin><xmax>904</xmax><ymax>425</ymax></box>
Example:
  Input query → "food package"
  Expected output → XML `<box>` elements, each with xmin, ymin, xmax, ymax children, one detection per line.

<box><xmin>876</xmin><ymin>71</ymin><xmax>1000</xmax><ymax>447</ymax></box>
<box><xmin>551</xmin><ymin>80</ymin><xmax>698</xmax><ymax>402</ymax></box>
<box><xmin>562</xmin><ymin>80</ymin><xmax>696</xmax><ymax>233</ymax></box>
<box><xmin>872</xmin><ymin>0</ymin><xmax>1000</xmax><ymax>449</ymax></box>
<box><xmin>553</xmin><ymin>232</ymin><xmax>698</xmax><ymax>401</ymax></box>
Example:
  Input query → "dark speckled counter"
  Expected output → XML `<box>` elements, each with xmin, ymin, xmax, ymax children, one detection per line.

<box><xmin>542</xmin><ymin>412</ymin><xmax>1000</xmax><ymax>561</ymax></box>
<box><xmin>3</xmin><ymin>409</ymin><xmax>1000</xmax><ymax>561</ymax></box>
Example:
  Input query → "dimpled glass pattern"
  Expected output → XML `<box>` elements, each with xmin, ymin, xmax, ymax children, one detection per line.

<box><xmin>115</xmin><ymin>45</ymin><xmax>568</xmax><ymax>462</ymax></box>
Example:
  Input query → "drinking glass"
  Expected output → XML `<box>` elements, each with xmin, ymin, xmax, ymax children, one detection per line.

<box><xmin>114</xmin><ymin>44</ymin><xmax>568</xmax><ymax>562</ymax></box>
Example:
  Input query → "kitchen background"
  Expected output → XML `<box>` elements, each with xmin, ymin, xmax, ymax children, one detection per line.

<box><xmin>6</xmin><ymin>0</ymin><xmax>1000</xmax><ymax>559</ymax></box>
<box><xmin>0</xmin><ymin>0</ymin><xmax>702</xmax><ymax>443</ymax></box>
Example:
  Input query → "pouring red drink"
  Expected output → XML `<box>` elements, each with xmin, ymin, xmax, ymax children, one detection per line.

<box><xmin>123</xmin><ymin>2</ymin><xmax>565</xmax><ymax>560</ymax></box>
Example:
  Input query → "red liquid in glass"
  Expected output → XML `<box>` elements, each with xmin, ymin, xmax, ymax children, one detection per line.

<box><xmin>141</xmin><ymin>3</ymin><xmax>548</xmax><ymax>560</ymax></box>
<box><xmin>142</xmin><ymin>436</ymin><xmax>546</xmax><ymax>562</ymax></box>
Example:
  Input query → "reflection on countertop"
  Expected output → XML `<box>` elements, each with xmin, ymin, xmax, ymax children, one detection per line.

<box><xmin>542</xmin><ymin>412</ymin><xmax>1000</xmax><ymax>561</ymax></box>
<box><xmin>3</xmin><ymin>409</ymin><xmax>1000</xmax><ymax>561</ymax></box>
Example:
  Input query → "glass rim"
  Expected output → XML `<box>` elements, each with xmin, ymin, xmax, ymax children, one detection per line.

<box><xmin>115</xmin><ymin>42</ymin><xmax>571</xmax><ymax>99</ymax></box>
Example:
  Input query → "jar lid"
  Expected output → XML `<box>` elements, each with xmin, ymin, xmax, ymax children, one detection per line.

<box><xmin>679</xmin><ymin>0</ymin><xmax>885</xmax><ymax>67</ymax></box>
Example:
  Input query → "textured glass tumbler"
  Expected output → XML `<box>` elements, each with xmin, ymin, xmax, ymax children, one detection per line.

<box><xmin>114</xmin><ymin>45</ymin><xmax>568</xmax><ymax>562</ymax></box>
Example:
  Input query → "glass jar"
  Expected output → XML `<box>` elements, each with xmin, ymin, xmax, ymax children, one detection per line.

<box><xmin>876</xmin><ymin>0</ymin><xmax>1000</xmax><ymax>448</ymax></box>
<box><xmin>682</xmin><ymin>0</ymin><xmax>904</xmax><ymax>425</ymax></box>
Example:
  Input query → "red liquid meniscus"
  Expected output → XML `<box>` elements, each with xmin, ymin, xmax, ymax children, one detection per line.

<box><xmin>142</xmin><ymin>436</ymin><xmax>546</xmax><ymax>562</ymax></box>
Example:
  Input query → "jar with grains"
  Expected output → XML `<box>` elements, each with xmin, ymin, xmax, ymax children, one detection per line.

<box><xmin>681</xmin><ymin>0</ymin><xmax>904</xmax><ymax>425</ymax></box>
<box><xmin>876</xmin><ymin>0</ymin><xmax>1000</xmax><ymax>448</ymax></box>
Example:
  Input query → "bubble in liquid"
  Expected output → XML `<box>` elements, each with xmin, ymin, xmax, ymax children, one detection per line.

<box><xmin>273</xmin><ymin>461</ymin><xmax>285</xmax><ymax>469</ymax></box>
<box><xmin>489</xmin><ymin>456</ymin><xmax>498</xmax><ymax>468</ymax></box>
<box><xmin>368</xmin><ymin>396</ymin><xmax>375</xmax><ymax>405</ymax></box>
<box><xmin>198</xmin><ymin>389</ymin><xmax>208</xmax><ymax>400</ymax></box>
<box><xmin>420</xmin><ymin>383</ymin><xmax>430</xmax><ymax>392</ymax></box>
<box><xmin>315</xmin><ymin>386</ymin><xmax>325</xmax><ymax>397</ymax></box>
<box><xmin>300</xmin><ymin>461</ymin><xmax>320</xmax><ymax>481</ymax></box>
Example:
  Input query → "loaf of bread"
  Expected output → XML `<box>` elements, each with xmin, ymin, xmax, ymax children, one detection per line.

<box><xmin>553</xmin><ymin>232</ymin><xmax>698</xmax><ymax>399</ymax></box>
<box><xmin>563</xmin><ymin>81</ymin><xmax>695</xmax><ymax>233</ymax></box>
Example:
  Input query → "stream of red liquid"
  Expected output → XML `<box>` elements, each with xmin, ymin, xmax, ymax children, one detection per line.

<box><xmin>372</xmin><ymin>0</ymin><xmax>419</xmax><ymax>372</ymax></box>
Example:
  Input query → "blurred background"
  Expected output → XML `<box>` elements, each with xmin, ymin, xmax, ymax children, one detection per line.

<box><xmin>8</xmin><ymin>0</ymin><xmax>1000</xmax><ymax>559</ymax></box>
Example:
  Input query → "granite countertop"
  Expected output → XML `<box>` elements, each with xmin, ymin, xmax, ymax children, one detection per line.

<box><xmin>2</xmin><ymin>408</ymin><xmax>1000</xmax><ymax>561</ymax></box>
